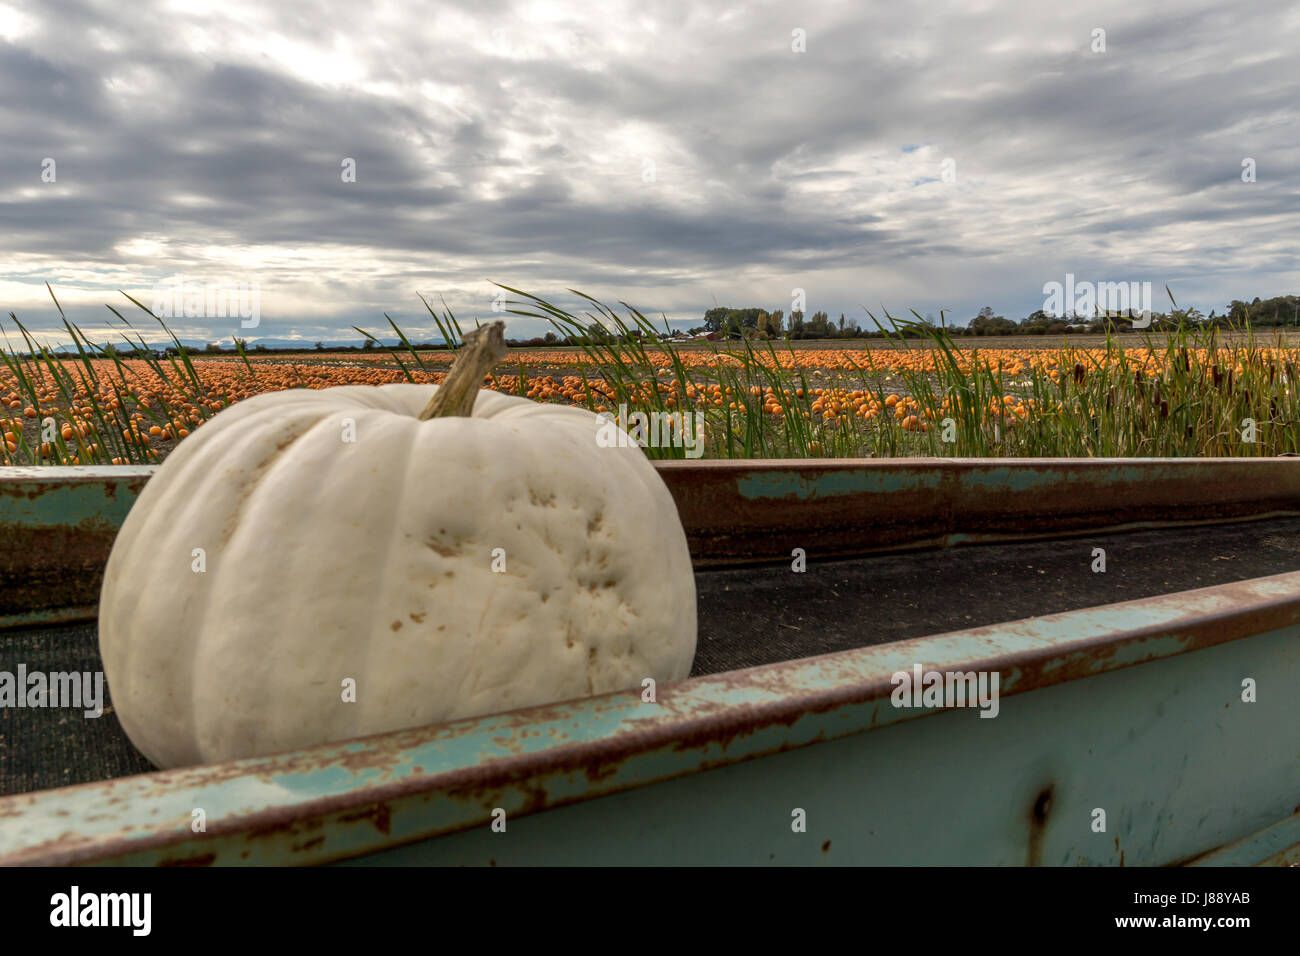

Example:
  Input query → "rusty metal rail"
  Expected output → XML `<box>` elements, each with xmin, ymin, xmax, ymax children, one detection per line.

<box><xmin>0</xmin><ymin>467</ymin><xmax>150</xmax><ymax>629</ymax></box>
<box><xmin>661</xmin><ymin>457</ymin><xmax>1300</xmax><ymax>566</ymax></box>
<box><xmin>4</xmin><ymin>459</ymin><xmax>1300</xmax><ymax>628</ymax></box>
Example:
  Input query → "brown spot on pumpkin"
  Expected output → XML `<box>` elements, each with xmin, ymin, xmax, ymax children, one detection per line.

<box><xmin>391</xmin><ymin>620</ymin><xmax>402</xmax><ymax>631</ymax></box>
<box><xmin>410</xmin><ymin>612</ymin><xmax>425</xmax><ymax>623</ymax></box>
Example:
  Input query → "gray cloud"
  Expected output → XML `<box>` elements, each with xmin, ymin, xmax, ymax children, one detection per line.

<box><xmin>0</xmin><ymin>0</ymin><xmax>1296</xmax><ymax>343</ymax></box>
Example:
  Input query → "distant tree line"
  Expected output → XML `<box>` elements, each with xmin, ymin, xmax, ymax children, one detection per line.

<box><xmin>699</xmin><ymin>307</ymin><xmax>865</xmax><ymax>339</ymax></box>
<box><xmin>694</xmin><ymin>295</ymin><xmax>1300</xmax><ymax>339</ymax></box>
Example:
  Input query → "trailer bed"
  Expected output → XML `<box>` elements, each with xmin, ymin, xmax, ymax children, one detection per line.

<box><xmin>6</xmin><ymin>513</ymin><xmax>1300</xmax><ymax>798</ymax></box>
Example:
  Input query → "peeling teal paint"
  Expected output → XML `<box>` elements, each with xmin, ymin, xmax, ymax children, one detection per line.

<box><xmin>736</xmin><ymin>468</ymin><xmax>941</xmax><ymax>500</ymax></box>
<box><xmin>4</xmin><ymin>483</ymin><xmax>132</xmax><ymax>529</ymax></box>
<box><xmin>1</xmin><ymin>467</ymin><xmax>152</xmax><ymax>529</ymax></box>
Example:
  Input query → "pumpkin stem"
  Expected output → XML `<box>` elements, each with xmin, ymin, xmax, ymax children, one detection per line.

<box><xmin>418</xmin><ymin>321</ymin><xmax>508</xmax><ymax>420</ymax></box>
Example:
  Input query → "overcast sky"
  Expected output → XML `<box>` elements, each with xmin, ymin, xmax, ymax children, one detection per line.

<box><xmin>1</xmin><ymin>0</ymin><xmax>1297</xmax><ymax>344</ymax></box>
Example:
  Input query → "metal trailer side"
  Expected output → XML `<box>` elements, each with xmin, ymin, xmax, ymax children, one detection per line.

<box><xmin>0</xmin><ymin>461</ymin><xmax>1297</xmax><ymax>865</ymax></box>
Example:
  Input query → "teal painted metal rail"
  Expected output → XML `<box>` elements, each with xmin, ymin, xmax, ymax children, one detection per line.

<box><xmin>0</xmin><ymin>467</ymin><xmax>152</xmax><ymax>628</ymax></box>
<box><xmin>6</xmin><ymin>458</ymin><xmax>1300</xmax><ymax>627</ymax></box>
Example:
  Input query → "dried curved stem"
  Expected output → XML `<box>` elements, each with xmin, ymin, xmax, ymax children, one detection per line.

<box><xmin>418</xmin><ymin>321</ymin><xmax>508</xmax><ymax>420</ymax></box>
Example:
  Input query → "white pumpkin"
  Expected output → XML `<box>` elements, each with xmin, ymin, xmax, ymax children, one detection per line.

<box><xmin>98</xmin><ymin>323</ymin><xmax>696</xmax><ymax>768</ymax></box>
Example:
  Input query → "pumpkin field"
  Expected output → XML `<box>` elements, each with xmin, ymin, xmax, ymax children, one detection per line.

<box><xmin>2</xmin><ymin>287</ymin><xmax>1298</xmax><ymax>464</ymax></box>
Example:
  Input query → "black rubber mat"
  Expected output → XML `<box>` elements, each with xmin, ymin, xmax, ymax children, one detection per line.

<box><xmin>6</xmin><ymin>515</ymin><xmax>1300</xmax><ymax>797</ymax></box>
<box><xmin>1</xmin><ymin>622</ymin><xmax>155</xmax><ymax>795</ymax></box>
<box><xmin>691</xmin><ymin>516</ymin><xmax>1300</xmax><ymax>674</ymax></box>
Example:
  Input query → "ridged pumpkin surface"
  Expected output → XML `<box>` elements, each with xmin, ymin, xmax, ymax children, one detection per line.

<box><xmin>99</xmin><ymin>383</ymin><xmax>697</xmax><ymax>768</ymax></box>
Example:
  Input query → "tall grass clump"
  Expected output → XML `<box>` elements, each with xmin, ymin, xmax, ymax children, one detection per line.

<box><xmin>1</xmin><ymin>284</ymin><xmax>1296</xmax><ymax>465</ymax></box>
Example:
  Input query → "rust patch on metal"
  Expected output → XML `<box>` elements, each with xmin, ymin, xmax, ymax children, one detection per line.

<box><xmin>1027</xmin><ymin>785</ymin><xmax>1054</xmax><ymax>867</ymax></box>
<box><xmin>241</xmin><ymin>816</ymin><xmax>325</xmax><ymax>843</ymax></box>
<box><xmin>0</xmin><ymin>524</ymin><xmax>117</xmax><ymax>622</ymax></box>
<box><xmin>337</xmin><ymin>802</ymin><xmax>392</xmax><ymax>836</ymax></box>
<box><xmin>1168</xmin><ymin>843</ymin><xmax>1226</xmax><ymax>866</ymax></box>
<box><xmin>584</xmin><ymin>761</ymin><xmax>618</xmax><ymax>783</ymax></box>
